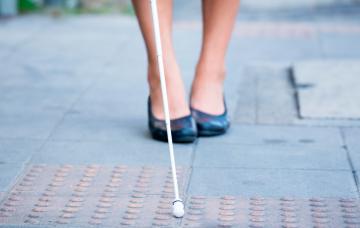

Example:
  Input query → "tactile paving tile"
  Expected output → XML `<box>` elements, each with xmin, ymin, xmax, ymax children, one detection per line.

<box><xmin>182</xmin><ymin>196</ymin><xmax>360</xmax><ymax>228</ymax></box>
<box><xmin>0</xmin><ymin>164</ymin><xmax>188</xmax><ymax>227</ymax></box>
<box><xmin>1</xmin><ymin>165</ymin><xmax>359</xmax><ymax>227</ymax></box>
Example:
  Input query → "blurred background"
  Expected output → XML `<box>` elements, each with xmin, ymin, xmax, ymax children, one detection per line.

<box><xmin>1</xmin><ymin>0</ymin><xmax>360</xmax><ymax>18</ymax></box>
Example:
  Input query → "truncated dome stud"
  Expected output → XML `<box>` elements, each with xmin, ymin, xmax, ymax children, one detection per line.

<box><xmin>150</xmin><ymin>0</ymin><xmax>184</xmax><ymax>218</ymax></box>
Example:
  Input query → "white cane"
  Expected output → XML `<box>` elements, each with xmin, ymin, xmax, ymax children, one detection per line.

<box><xmin>149</xmin><ymin>0</ymin><xmax>185</xmax><ymax>218</ymax></box>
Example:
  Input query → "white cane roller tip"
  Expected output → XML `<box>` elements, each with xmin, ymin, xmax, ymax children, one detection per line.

<box><xmin>172</xmin><ymin>201</ymin><xmax>185</xmax><ymax>218</ymax></box>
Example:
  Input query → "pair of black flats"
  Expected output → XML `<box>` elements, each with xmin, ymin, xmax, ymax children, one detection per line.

<box><xmin>148</xmin><ymin>97</ymin><xmax>230</xmax><ymax>143</ymax></box>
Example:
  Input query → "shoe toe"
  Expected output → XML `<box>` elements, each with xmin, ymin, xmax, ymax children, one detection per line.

<box><xmin>148</xmin><ymin>97</ymin><xmax>197</xmax><ymax>143</ymax></box>
<box><xmin>191</xmin><ymin>106</ymin><xmax>230</xmax><ymax>137</ymax></box>
<box><xmin>197</xmin><ymin>119</ymin><xmax>229</xmax><ymax>136</ymax></box>
<box><xmin>172</xmin><ymin>127</ymin><xmax>197</xmax><ymax>143</ymax></box>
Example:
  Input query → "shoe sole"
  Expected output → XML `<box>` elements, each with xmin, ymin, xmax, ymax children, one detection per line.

<box><xmin>151</xmin><ymin>133</ymin><xmax>197</xmax><ymax>143</ymax></box>
<box><xmin>197</xmin><ymin>127</ymin><xmax>229</xmax><ymax>137</ymax></box>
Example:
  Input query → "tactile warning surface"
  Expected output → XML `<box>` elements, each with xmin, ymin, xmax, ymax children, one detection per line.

<box><xmin>0</xmin><ymin>164</ymin><xmax>188</xmax><ymax>227</ymax></box>
<box><xmin>0</xmin><ymin>165</ymin><xmax>359</xmax><ymax>227</ymax></box>
<box><xmin>182</xmin><ymin>196</ymin><xmax>360</xmax><ymax>228</ymax></box>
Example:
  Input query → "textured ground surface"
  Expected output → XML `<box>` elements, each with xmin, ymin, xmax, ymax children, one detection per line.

<box><xmin>1</xmin><ymin>2</ymin><xmax>360</xmax><ymax>227</ymax></box>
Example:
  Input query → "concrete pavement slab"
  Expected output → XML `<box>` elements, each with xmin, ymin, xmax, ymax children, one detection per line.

<box><xmin>294</xmin><ymin>117</ymin><xmax>360</xmax><ymax>127</ymax></box>
<box><xmin>48</xmin><ymin>80</ymin><xmax>150</xmax><ymax>142</ymax></box>
<box><xmin>0</xmin><ymin>85</ymin><xmax>78</xmax><ymax>115</ymax></box>
<box><xmin>0</xmin><ymin>16</ymin><xmax>50</xmax><ymax>60</ymax></box>
<box><xmin>234</xmin><ymin>36</ymin><xmax>321</xmax><ymax>63</ymax></box>
<box><xmin>320</xmin><ymin>33</ymin><xmax>360</xmax><ymax>58</ymax></box>
<box><xmin>32</xmin><ymin>140</ymin><xmax>194</xmax><ymax>166</ymax></box>
<box><xmin>233</xmin><ymin>67</ymin><xmax>257</xmax><ymax>124</ymax></box>
<box><xmin>0</xmin><ymin>139</ymin><xmax>42</xmax><ymax>164</ymax></box>
<box><xmin>0</xmin><ymin>133</ymin><xmax>44</xmax><ymax>193</ymax></box>
<box><xmin>64</xmin><ymin>75</ymin><xmax>149</xmax><ymax>120</ymax></box>
<box><xmin>241</xmin><ymin>0</ymin><xmax>342</xmax><ymax>10</ymax></box>
<box><xmin>49</xmin><ymin>113</ymin><xmax>147</xmax><ymax>142</ymax></box>
<box><xmin>256</xmin><ymin>66</ymin><xmax>297</xmax><ymax>124</ymax></box>
<box><xmin>0</xmin><ymin>58</ymin><xmax>97</xmax><ymax>89</ymax></box>
<box><xmin>343</xmin><ymin>127</ymin><xmax>360</xmax><ymax>170</ymax></box>
<box><xmin>0</xmin><ymin>113</ymin><xmax>62</xmax><ymax>140</ymax></box>
<box><xmin>234</xmin><ymin>65</ymin><xmax>298</xmax><ymax>125</ymax></box>
<box><xmin>194</xmin><ymin>143</ymin><xmax>350</xmax><ymax>170</ymax></box>
<box><xmin>0</xmin><ymin>163</ymin><xmax>24</xmax><ymax>193</ymax></box>
<box><xmin>189</xmin><ymin>168</ymin><xmax>357</xmax><ymax>197</ymax></box>
<box><xmin>294</xmin><ymin>60</ymin><xmax>360</xmax><ymax>119</ymax></box>
<box><xmin>199</xmin><ymin>124</ymin><xmax>343</xmax><ymax>148</ymax></box>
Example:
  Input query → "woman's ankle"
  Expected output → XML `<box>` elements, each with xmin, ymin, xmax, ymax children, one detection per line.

<box><xmin>195</xmin><ymin>60</ymin><xmax>226</xmax><ymax>83</ymax></box>
<box><xmin>147</xmin><ymin>62</ymin><xmax>190</xmax><ymax>119</ymax></box>
<box><xmin>190</xmin><ymin>62</ymin><xmax>226</xmax><ymax>115</ymax></box>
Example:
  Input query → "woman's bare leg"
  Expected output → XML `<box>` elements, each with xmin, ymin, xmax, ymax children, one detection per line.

<box><xmin>132</xmin><ymin>0</ymin><xmax>189</xmax><ymax>119</ymax></box>
<box><xmin>191</xmin><ymin>0</ymin><xmax>240</xmax><ymax>114</ymax></box>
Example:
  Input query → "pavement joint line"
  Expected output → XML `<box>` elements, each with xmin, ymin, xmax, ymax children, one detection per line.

<box><xmin>182</xmin><ymin>139</ymin><xmax>200</xmax><ymax>225</ymax></box>
<box><xmin>0</xmin><ymin>162</ymin><xmax>28</xmax><ymax>205</ymax></box>
<box><xmin>340</xmin><ymin>128</ymin><xmax>360</xmax><ymax>197</ymax></box>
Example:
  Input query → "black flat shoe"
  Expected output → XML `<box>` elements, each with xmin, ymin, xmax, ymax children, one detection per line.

<box><xmin>148</xmin><ymin>97</ymin><xmax>197</xmax><ymax>143</ymax></box>
<box><xmin>191</xmin><ymin>101</ymin><xmax>230</xmax><ymax>137</ymax></box>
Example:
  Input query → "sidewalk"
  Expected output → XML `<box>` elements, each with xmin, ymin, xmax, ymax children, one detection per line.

<box><xmin>0</xmin><ymin>7</ymin><xmax>360</xmax><ymax>227</ymax></box>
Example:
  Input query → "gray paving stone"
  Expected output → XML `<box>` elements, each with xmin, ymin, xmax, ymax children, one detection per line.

<box><xmin>199</xmin><ymin>124</ymin><xmax>343</xmax><ymax>148</ymax></box>
<box><xmin>31</xmin><ymin>140</ymin><xmax>194</xmax><ymax>166</ymax></box>
<box><xmin>0</xmin><ymin>163</ymin><xmax>24</xmax><ymax>192</ymax></box>
<box><xmin>294</xmin><ymin>60</ymin><xmax>360</xmax><ymax>119</ymax></box>
<box><xmin>294</xmin><ymin>118</ymin><xmax>360</xmax><ymax>127</ymax></box>
<box><xmin>50</xmin><ymin>112</ymin><xmax>146</xmax><ymax>142</ymax></box>
<box><xmin>0</xmin><ymin>46</ymin><xmax>11</xmax><ymax>60</ymax></box>
<box><xmin>234</xmin><ymin>36</ymin><xmax>321</xmax><ymax>63</ymax></box>
<box><xmin>256</xmin><ymin>66</ymin><xmax>298</xmax><ymax>124</ymax></box>
<box><xmin>189</xmin><ymin>168</ymin><xmax>357</xmax><ymax>197</ymax></box>
<box><xmin>48</xmin><ymin>71</ymin><xmax>151</xmax><ymax>142</ymax></box>
<box><xmin>343</xmin><ymin>127</ymin><xmax>360</xmax><ymax>170</ymax></box>
<box><xmin>234</xmin><ymin>65</ymin><xmax>298</xmax><ymax>125</ymax></box>
<box><xmin>64</xmin><ymin>75</ymin><xmax>148</xmax><ymax>119</ymax></box>
<box><xmin>194</xmin><ymin>143</ymin><xmax>350</xmax><ymax>170</ymax></box>
<box><xmin>0</xmin><ymin>85</ymin><xmax>78</xmax><ymax>115</ymax></box>
<box><xmin>320</xmin><ymin>33</ymin><xmax>360</xmax><ymax>58</ymax></box>
<box><xmin>0</xmin><ymin>139</ymin><xmax>42</xmax><ymax>164</ymax></box>
<box><xmin>0</xmin><ymin>18</ymin><xmax>47</xmax><ymax>60</ymax></box>
<box><xmin>0</xmin><ymin>57</ymin><xmax>100</xmax><ymax>90</ymax></box>
<box><xmin>0</xmin><ymin>113</ymin><xmax>62</xmax><ymax>140</ymax></box>
<box><xmin>233</xmin><ymin>67</ymin><xmax>257</xmax><ymax>124</ymax></box>
<box><xmin>241</xmin><ymin>0</ymin><xmax>341</xmax><ymax>10</ymax></box>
